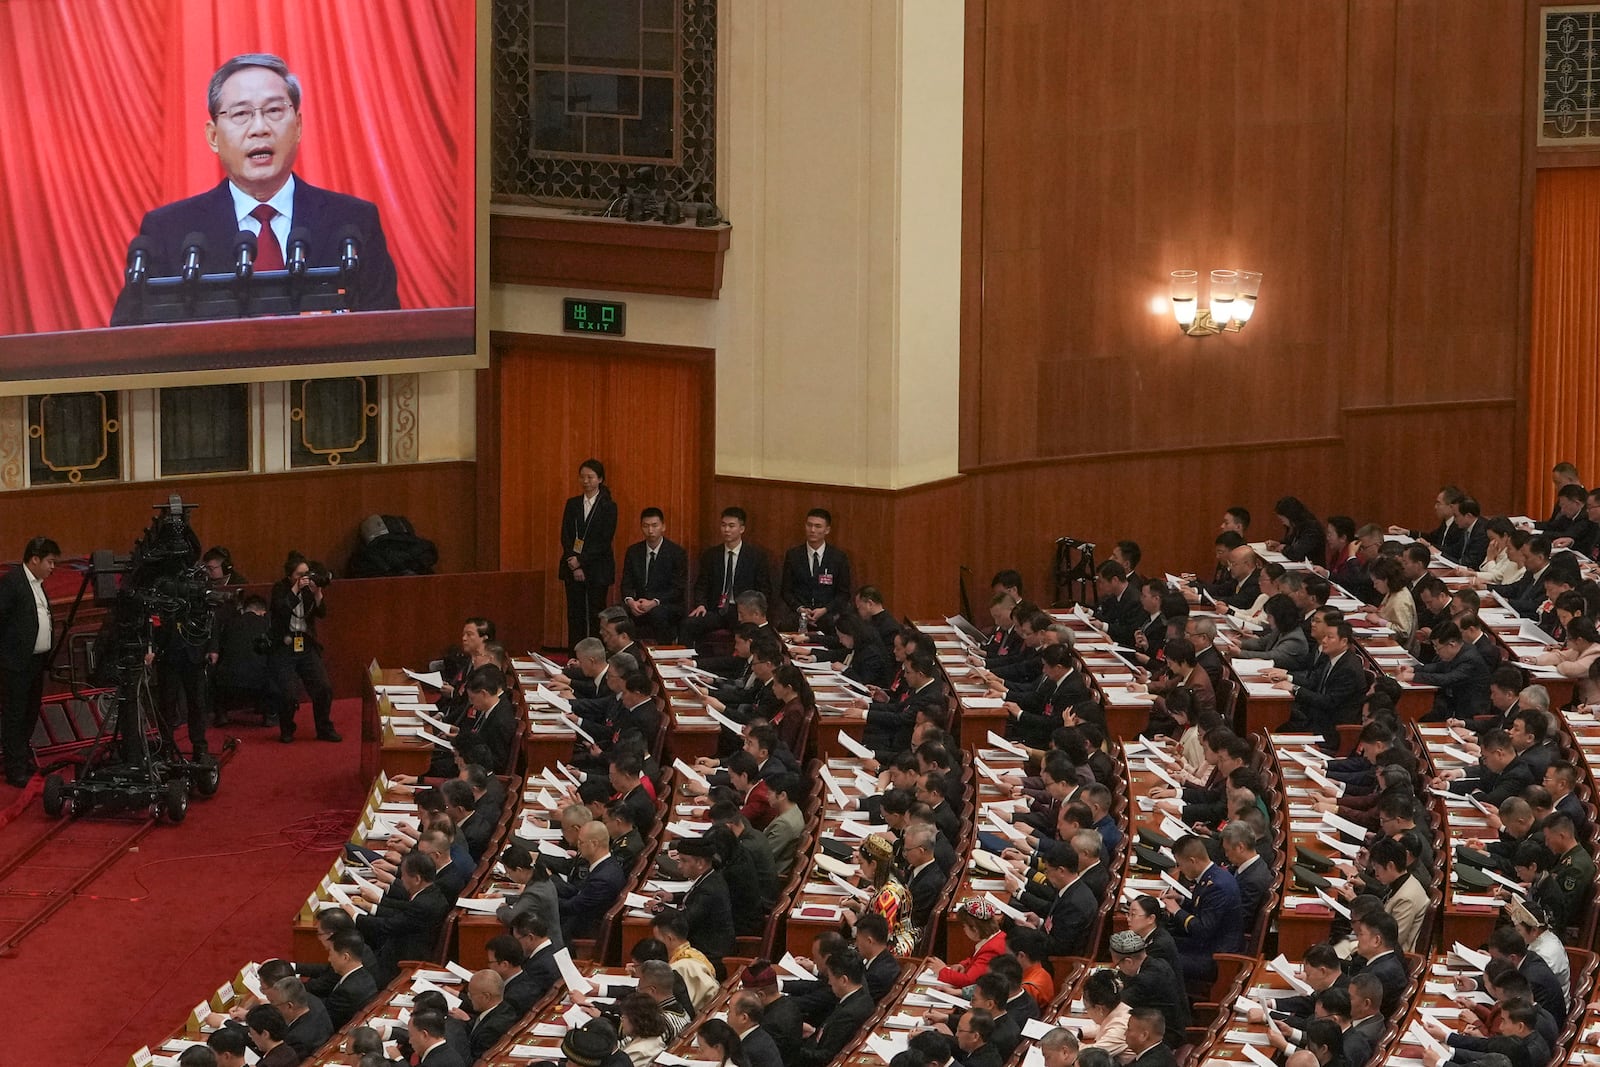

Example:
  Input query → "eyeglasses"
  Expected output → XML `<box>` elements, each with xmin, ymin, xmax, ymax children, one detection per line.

<box><xmin>215</xmin><ymin>101</ymin><xmax>295</xmax><ymax>128</ymax></box>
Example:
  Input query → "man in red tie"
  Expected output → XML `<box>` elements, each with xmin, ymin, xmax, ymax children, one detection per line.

<box><xmin>110</xmin><ymin>52</ymin><xmax>399</xmax><ymax>325</ymax></box>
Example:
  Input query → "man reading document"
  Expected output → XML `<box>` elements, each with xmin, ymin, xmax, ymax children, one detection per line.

<box><xmin>110</xmin><ymin>53</ymin><xmax>400</xmax><ymax>325</ymax></box>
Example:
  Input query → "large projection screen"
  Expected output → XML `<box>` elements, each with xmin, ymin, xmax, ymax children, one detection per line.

<box><xmin>0</xmin><ymin>0</ymin><xmax>487</xmax><ymax>391</ymax></box>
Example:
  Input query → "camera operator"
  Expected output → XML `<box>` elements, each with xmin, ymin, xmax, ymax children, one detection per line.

<box><xmin>145</xmin><ymin>604</ymin><xmax>215</xmax><ymax>758</ymax></box>
<box><xmin>268</xmin><ymin>551</ymin><xmax>339</xmax><ymax>744</ymax></box>
<box><xmin>0</xmin><ymin>536</ymin><xmax>59</xmax><ymax>788</ymax></box>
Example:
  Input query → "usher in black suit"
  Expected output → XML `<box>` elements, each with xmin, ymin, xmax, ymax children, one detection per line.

<box><xmin>0</xmin><ymin>564</ymin><xmax>50</xmax><ymax>785</ymax></box>
<box><xmin>559</xmin><ymin>490</ymin><xmax>619</xmax><ymax>646</ymax></box>
<box><xmin>779</xmin><ymin>543</ymin><xmax>853</xmax><ymax>627</ymax></box>
<box><xmin>619</xmin><ymin>537</ymin><xmax>689</xmax><ymax>643</ymax></box>
<box><xmin>110</xmin><ymin>177</ymin><xmax>400</xmax><ymax>325</ymax></box>
<box><xmin>685</xmin><ymin>542</ymin><xmax>775</xmax><ymax>644</ymax></box>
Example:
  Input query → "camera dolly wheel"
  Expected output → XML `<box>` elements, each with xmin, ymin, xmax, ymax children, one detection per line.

<box><xmin>162</xmin><ymin>779</ymin><xmax>189</xmax><ymax>823</ymax></box>
<box><xmin>42</xmin><ymin>773</ymin><xmax>66</xmax><ymax>817</ymax></box>
<box><xmin>190</xmin><ymin>756</ymin><xmax>221</xmax><ymax>798</ymax></box>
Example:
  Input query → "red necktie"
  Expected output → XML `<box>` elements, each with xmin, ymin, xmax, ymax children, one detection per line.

<box><xmin>250</xmin><ymin>204</ymin><xmax>285</xmax><ymax>270</ymax></box>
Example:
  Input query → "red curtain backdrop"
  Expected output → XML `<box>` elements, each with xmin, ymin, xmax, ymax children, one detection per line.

<box><xmin>1527</xmin><ymin>167</ymin><xmax>1600</xmax><ymax>516</ymax></box>
<box><xmin>0</xmin><ymin>0</ymin><xmax>475</xmax><ymax>336</ymax></box>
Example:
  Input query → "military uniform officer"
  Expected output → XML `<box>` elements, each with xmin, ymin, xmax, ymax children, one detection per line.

<box><xmin>1533</xmin><ymin>812</ymin><xmax>1594</xmax><ymax>935</ymax></box>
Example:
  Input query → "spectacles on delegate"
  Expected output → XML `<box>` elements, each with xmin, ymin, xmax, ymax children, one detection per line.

<box><xmin>215</xmin><ymin>101</ymin><xmax>295</xmax><ymax>128</ymax></box>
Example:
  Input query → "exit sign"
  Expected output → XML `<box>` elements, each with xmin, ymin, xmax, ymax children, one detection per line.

<box><xmin>563</xmin><ymin>297</ymin><xmax>627</xmax><ymax>336</ymax></box>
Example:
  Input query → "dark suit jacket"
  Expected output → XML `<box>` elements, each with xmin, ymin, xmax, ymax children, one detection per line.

<box><xmin>1454</xmin><ymin>520</ymin><xmax>1490</xmax><ymax>569</ymax></box>
<box><xmin>111</xmin><ymin>176</ymin><xmax>400</xmax><ymax>324</ymax></box>
<box><xmin>1359</xmin><ymin>950</ymin><xmax>1409</xmax><ymax>1016</ymax></box>
<box><xmin>761</xmin><ymin>998</ymin><xmax>806</xmax><ymax>1053</ymax></box>
<box><xmin>907</xmin><ymin>859</ymin><xmax>948</xmax><ymax>929</ymax></box>
<box><xmin>357</xmin><ymin>883</ymin><xmax>450</xmax><ymax>983</ymax></box>
<box><xmin>961</xmin><ymin>1045</ymin><xmax>1004</xmax><ymax>1067</ymax></box>
<box><xmin>842</xmin><ymin>637</ymin><xmax>895</xmax><ymax>690</ymax></box>
<box><xmin>1345</xmin><ymin>1013</ymin><xmax>1384</xmax><ymax>1067</ymax></box>
<box><xmin>794</xmin><ymin>987</ymin><xmax>874</xmax><ymax>1067</ymax></box>
<box><xmin>1233</xmin><ymin>855</ymin><xmax>1273</xmax><ymax>932</ymax></box>
<box><xmin>324</xmin><ymin>965</ymin><xmax>379</xmax><ymax>1030</ymax></box>
<box><xmin>865</xmin><ymin>678</ymin><xmax>948</xmax><ymax>756</ymax></box>
<box><xmin>1417</xmin><ymin>642</ymin><xmax>1491</xmax><ymax>721</ymax></box>
<box><xmin>1225</xmin><ymin>568</ymin><xmax>1262</xmax><ymax>610</ymax></box>
<box><xmin>1519</xmin><ymin>949</ymin><xmax>1568</xmax><ymax>1018</ymax></box>
<box><xmin>1123</xmin><ymin>956</ymin><xmax>1191</xmax><ymax>1039</ymax></box>
<box><xmin>1034</xmin><ymin>878</ymin><xmax>1096</xmax><ymax>957</ymax></box>
<box><xmin>557</xmin><ymin>854</ymin><xmax>628</xmax><ymax>941</ymax></box>
<box><xmin>1127</xmin><ymin>1042</ymin><xmax>1179</xmax><ymax>1067</ymax></box>
<box><xmin>283</xmin><ymin>999</ymin><xmax>335</xmax><ymax>1056</ymax></box>
<box><xmin>560</xmin><ymin>491</ymin><xmax>619</xmax><ymax>588</ymax></box>
<box><xmin>682</xmin><ymin>868</ymin><xmax>736</xmax><ymax>962</ymax></box>
<box><xmin>468</xmin><ymin>1000</ymin><xmax>521</xmax><ymax>1061</ymax></box>
<box><xmin>692</xmin><ymin>543</ymin><xmax>775</xmax><ymax>612</ymax></box>
<box><xmin>617</xmin><ymin>782</ymin><xmax>658</xmax><ymax>835</ymax></box>
<box><xmin>620</xmin><ymin>538</ymin><xmax>689</xmax><ymax>617</ymax></box>
<box><xmin>0</xmin><ymin>565</ymin><xmax>47</xmax><ymax>670</ymax></box>
<box><xmin>864</xmin><ymin>949</ymin><xmax>902</xmax><ymax>1002</ymax></box>
<box><xmin>1095</xmin><ymin>584</ymin><xmax>1144</xmax><ymax>645</ymax></box>
<box><xmin>503</xmin><ymin>956</ymin><xmax>556</xmax><ymax>1014</ymax></box>
<box><xmin>742</xmin><ymin>1025</ymin><xmax>785</xmax><ymax>1067</ymax></box>
<box><xmin>781</xmin><ymin>543</ymin><xmax>853</xmax><ymax>618</ymax></box>
<box><xmin>416</xmin><ymin>1042</ymin><xmax>469</xmax><ymax>1067</ymax></box>
<box><xmin>1289</xmin><ymin>651</ymin><xmax>1367</xmax><ymax>733</ymax></box>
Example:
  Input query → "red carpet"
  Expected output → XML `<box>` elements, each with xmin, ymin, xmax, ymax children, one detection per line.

<box><xmin>0</xmin><ymin>698</ymin><xmax>367</xmax><ymax>1066</ymax></box>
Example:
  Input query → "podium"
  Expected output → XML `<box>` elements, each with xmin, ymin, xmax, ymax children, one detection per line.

<box><xmin>0</xmin><ymin>306</ymin><xmax>474</xmax><ymax>381</ymax></box>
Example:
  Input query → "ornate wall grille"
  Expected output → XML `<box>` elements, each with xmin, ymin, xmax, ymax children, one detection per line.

<box><xmin>1542</xmin><ymin>5</ymin><xmax>1600</xmax><ymax>146</ymax></box>
<box><xmin>289</xmin><ymin>377</ymin><xmax>381</xmax><ymax>468</ymax></box>
<box><xmin>28</xmin><ymin>392</ymin><xmax>121</xmax><ymax>485</ymax></box>
<box><xmin>492</xmin><ymin>0</ymin><xmax>716</xmax><ymax>206</ymax></box>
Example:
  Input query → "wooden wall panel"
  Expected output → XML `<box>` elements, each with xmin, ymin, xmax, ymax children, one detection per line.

<box><xmin>709</xmin><ymin>477</ymin><xmax>897</xmax><ymax>612</ymax></box>
<box><xmin>492</xmin><ymin>333</ymin><xmax>712</xmax><ymax>646</ymax></box>
<box><xmin>1388</xmin><ymin>0</ymin><xmax>1528</xmax><ymax>404</ymax></box>
<box><xmin>230</xmin><ymin>570</ymin><xmax>544</xmax><ymax>699</ymax></box>
<box><xmin>1341</xmin><ymin>402</ymin><xmax>1518</xmax><ymax>527</ymax></box>
<box><xmin>961</xmin><ymin>441</ymin><xmax>1343</xmax><ymax>608</ymax></box>
<box><xmin>0</xmin><ymin>462</ymin><xmax>477</xmax><ymax>582</ymax></box>
<box><xmin>961</xmin><ymin>0</ymin><xmax>1533</xmax><ymax>577</ymax></box>
<box><xmin>708</xmin><ymin>475</ymin><xmax>968</xmax><ymax>623</ymax></box>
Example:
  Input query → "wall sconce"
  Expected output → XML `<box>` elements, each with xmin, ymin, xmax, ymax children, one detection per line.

<box><xmin>1170</xmin><ymin>269</ymin><xmax>1262</xmax><ymax>336</ymax></box>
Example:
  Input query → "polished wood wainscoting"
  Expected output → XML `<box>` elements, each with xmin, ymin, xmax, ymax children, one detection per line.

<box><xmin>960</xmin><ymin>0</ymin><xmax>1530</xmax><ymax>563</ymax></box>
<box><xmin>232</xmin><ymin>570</ymin><xmax>544</xmax><ymax>699</ymax></box>
<box><xmin>484</xmin><ymin>332</ymin><xmax>715</xmax><ymax>646</ymax></box>
<box><xmin>0</xmin><ymin>461</ymin><xmax>479</xmax><ymax>583</ymax></box>
<box><xmin>708</xmin><ymin>475</ymin><xmax>967</xmax><ymax>623</ymax></box>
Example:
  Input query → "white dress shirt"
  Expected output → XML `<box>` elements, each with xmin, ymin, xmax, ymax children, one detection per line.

<box><xmin>24</xmin><ymin>567</ymin><xmax>50</xmax><ymax>653</ymax></box>
<box><xmin>228</xmin><ymin>177</ymin><xmax>295</xmax><ymax>249</ymax></box>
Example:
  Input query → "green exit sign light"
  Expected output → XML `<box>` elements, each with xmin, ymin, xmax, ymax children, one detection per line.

<box><xmin>563</xmin><ymin>298</ymin><xmax>627</xmax><ymax>336</ymax></box>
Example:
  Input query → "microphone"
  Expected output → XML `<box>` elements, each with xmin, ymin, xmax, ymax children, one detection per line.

<box><xmin>180</xmin><ymin>232</ymin><xmax>208</xmax><ymax>283</ymax></box>
<box><xmin>286</xmin><ymin>226</ymin><xmax>311</xmax><ymax>277</ymax></box>
<box><xmin>334</xmin><ymin>224</ymin><xmax>362</xmax><ymax>274</ymax></box>
<box><xmin>232</xmin><ymin>230</ymin><xmax>258</xmax><ymax>279</ymax></box>
<box><xmin>124</xmin><ymin>236</ymin><xmax>155</xmax><ymax>287</ymax></box>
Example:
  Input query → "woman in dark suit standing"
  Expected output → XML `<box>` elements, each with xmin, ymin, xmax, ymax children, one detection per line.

<box><xmin>560</xmin><ymin>458</ymin><xmax>619</xmax><ymax>646</ymax></box>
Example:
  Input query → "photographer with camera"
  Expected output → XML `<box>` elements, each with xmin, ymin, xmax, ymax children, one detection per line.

<box><xmin>268</xmin><ymin>551</ymin><xmax>339</xmax><ymax>744</ymax></box>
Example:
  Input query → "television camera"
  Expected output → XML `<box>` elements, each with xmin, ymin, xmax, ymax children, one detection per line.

<box><xmin>42</xmin><ymin>495</ymin><xmax>230</xmax><ymax>822</ymax></box>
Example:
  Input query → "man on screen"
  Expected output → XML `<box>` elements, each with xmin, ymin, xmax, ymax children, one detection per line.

<box><xmin>110</xmin><ymin>53</ymin><xmax>400</xmax><ymax>325</ymax></box>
